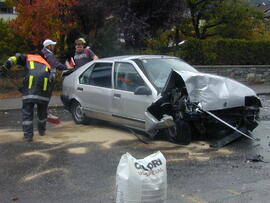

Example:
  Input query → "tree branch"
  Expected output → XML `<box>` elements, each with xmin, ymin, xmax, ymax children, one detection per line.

<box><xmin>203</xmin><ymin>21</ymin><xmax>224</xmax><ymax>30</ymax></box>
<box><xmin>201</xmin><ymin>21</ymin><xmax>224</xmax><ymax>38</ymax></box>
<box><xmin>194</xmin><ymin>0</ymin><xmax>208</xmax><ymax>7</ymax></box>
<box><xmin>203</xmin><ymin>32</ymin><xmax>219</xmax><ymax>38</ymax></box>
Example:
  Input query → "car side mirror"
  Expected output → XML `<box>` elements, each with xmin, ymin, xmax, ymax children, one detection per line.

<box><xmin>134</xmin><ymin>86</ymin><xmax>152</xmax><ymax>96</ymax></box>
<box><xmin>62</xmin><ymin>69</ymin><xmax>75</xmax><ymax>77</ymax></box>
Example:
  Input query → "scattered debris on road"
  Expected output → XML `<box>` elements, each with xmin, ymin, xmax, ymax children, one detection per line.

<box><xmin>246</xmin><ymin>155</ymin><xmax>267</xmax><ymax>163</ymax></box>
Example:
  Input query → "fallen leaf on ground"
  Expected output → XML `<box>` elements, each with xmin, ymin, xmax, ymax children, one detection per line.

<box><xmin>11</xmin><ymin>197</ymin><xmax>20</xmax><ymax>201</ymax></box>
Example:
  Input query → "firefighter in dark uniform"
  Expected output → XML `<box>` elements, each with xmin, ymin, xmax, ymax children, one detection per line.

<box><xmin>1</xmin><ymin>53</ymin><xmax>54</xmax><ymax>142</ymax></box>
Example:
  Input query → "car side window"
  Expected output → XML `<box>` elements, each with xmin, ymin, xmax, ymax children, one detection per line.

<box><xmin>79</xmin><ymin>64</ymin><xmax>94</xmax><ymax>85</ymax></box>
<box><xmin>80</xmin><ymin>63</ymin><xmax>112</xmax><ymax>88</ymax></box>
<box><xmin>114</xmin><ymin>62</ymin><xmax>145</xmax><ymax>92</ymax></box>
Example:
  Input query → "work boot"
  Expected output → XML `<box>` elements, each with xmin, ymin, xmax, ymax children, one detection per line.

<box><xmin>38</xmin><ymin>130</ymin><xmax>46</xmax><ymax>136</ymax></box>
<box><xmin>23</xmin><ymin>136</ymin><xmax>33</xmax><ymax>142</ymax></box>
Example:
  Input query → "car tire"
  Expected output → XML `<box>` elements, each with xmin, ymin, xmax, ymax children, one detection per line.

<box><xmin>71</xmin><ymin>101</ymin><xmax>90</xmax><ymax>124</ymax></box>
<box><xmin>165</xmin><ymin>120</ymin><xmax>192</xmax><ymax>145</ymax></box>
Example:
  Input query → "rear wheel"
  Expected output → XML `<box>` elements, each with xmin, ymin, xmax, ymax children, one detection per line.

<box><xmin>71</xmin><ymin>101</ymin><xmax>90</xmax><ymax>124</ymax></box>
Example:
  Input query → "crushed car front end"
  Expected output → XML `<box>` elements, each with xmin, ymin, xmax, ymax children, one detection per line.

<box><xmin>146</xmin><ymin>70</ymin><xmax>261</xmax><ymax>145</ymax></box>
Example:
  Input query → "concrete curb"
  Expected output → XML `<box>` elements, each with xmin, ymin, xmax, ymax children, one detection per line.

<box><xmin>0</xmin><ymin>95</ymin><xmax>62</xmax><ymax>111</ymax></box>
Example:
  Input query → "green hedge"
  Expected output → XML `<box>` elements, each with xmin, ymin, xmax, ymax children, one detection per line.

<box><xmin>176</xmin><ymin>38</ymin><xmax>270</xmax><ymax>65</ymax></box>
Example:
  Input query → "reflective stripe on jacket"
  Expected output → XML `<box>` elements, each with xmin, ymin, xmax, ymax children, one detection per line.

<box><xmin>21</xmin><ymin>54</ymin><xmax>52</xmax><ymax>103</ymax></box>
<box><xmin>27</xmin><ymin>54</ymin><xmax>51</xmax><ymax>69</ymax></box>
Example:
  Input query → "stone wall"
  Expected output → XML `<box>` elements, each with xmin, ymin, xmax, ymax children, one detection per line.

<box><xmin>194</xmin><ymin>65</ymin><xmax>270</xmax><ymax>84</ymax></box>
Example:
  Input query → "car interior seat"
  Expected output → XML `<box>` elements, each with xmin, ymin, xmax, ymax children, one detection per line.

<box><xmin>124</xmin><ymin>72</ymin><xmax>136</xmax><ymax>92</ymax></box>
<box><xmin>116</xmin><ymin>72</ymin><xmax>128</xmax><ymax>91</ymax></box>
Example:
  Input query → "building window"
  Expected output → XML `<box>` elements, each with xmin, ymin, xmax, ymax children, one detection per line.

<box><xmin>0</xmin><ymin>2</ymin><xmax>14</xmax><ymax>14</ymax></box>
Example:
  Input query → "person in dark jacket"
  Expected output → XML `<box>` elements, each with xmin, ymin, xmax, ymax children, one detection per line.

<box><xmin>41</xmin><ymin>39</ymin><xmax>67</xmax><ymax>70</ymax></box>
<box><xmin>0</xmin><ymin>53</ymin><xmax>54</xmax><ymax>142</ymax></box>
<box><xmin>41</xmin><ymin>39</ymin><xmax>68</xmax><ymax>81</ymax></box>
<box><xmin>41</xmin><ymin>39</ymin><xmax>72</xmax><ymax>120</ymax></box>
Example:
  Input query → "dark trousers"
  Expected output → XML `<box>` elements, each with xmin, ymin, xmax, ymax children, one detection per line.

<box><xmin>22</xmin><ymin>102</ymin><xmax>48</xmax><ymax>138</ymax></box>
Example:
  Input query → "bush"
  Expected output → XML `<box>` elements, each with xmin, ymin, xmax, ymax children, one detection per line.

<box><xmin>176</xmin><ymin>38</ymin><xmax>270</xmax><ymax>65</ymax></box>
<box><xmin>0</xmin><ymin>20</ymin><xmax>28</xmax><ymax>64</ymax></box>
<box><xmin>145</xmin><ymin>36</ymin><xmax>270</xmax><ymax>65</ymax></box>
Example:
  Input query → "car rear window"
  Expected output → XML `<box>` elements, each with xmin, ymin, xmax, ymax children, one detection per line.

<box><xmin>80</xmin><ymin>63</ymin><xmax>112</xmax><ymax>88</ymax></box>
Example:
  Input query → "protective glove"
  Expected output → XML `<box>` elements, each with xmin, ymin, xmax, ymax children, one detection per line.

<box><xmin>0</xmin><ymin>65</ymin><xmax>6</xmax><ymax>77</ymax></box>
<box><xmin>49</xmin><ymin>69</ymin><xmax>56</xmax><ymax>82</ymax></box>
<box><xmin>4</xmin><ymin>60</ymin><xmax>12</xmax><ymax>69</ymax></box>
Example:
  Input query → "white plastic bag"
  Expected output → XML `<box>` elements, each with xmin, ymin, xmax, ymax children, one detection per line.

<box><xmin>116</xmin><ymin>151</ymin><xmax>167</xmax><ymax>203</ymax></box>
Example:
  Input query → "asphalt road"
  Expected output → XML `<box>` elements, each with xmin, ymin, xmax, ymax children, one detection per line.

<box><xmin>0</xmin><ymin>94</ymin><xmax>270</xmax><ymax>203</ymax></box>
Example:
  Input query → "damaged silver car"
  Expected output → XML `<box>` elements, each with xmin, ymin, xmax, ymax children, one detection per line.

<box><xmin>61</xmin><ymin>55</ymin><xmax>261</xmax><ymax>145</ymax></box>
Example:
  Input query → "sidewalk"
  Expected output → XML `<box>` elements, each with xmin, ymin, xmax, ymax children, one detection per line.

<box><xmin>0</xmin><ymin>84</ymin><xmax>269</xmax><ymax>110</ymax></box>
<box><xmin>0</xmin><ymin>95</ymin><xmax>62</xmax><ymax>110</ymax></box>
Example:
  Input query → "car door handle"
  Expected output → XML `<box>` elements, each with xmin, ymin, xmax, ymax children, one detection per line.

<box><xmin>77</xmin><ymin>87</ymin><xmax>83</xmax><ymax>91</ymax></box>
<box><xmin>113</xmin><ymin>94</ymin><xmax>121</xmax><ymax>99</ymax></box>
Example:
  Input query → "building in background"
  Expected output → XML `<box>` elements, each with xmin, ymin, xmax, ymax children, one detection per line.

<box><xmin>256</xmin><ymin>3</ymin><xmax>270</xmax><ymax>19</ymax></box>
<box><xmin>0</xmin><ymin>0</ymin><xmax>16</xmax><ymax>21</ymax></box>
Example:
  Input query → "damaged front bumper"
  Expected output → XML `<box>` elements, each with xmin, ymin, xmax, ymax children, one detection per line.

<box><xmin>145</xmin><ymin>112</ymin><xmax>175</xmax><ymax>138</ymax></box>
<box><xmin>144</xmin><ymin>70</ymin><xmax>262</xmax><ymax>144</ymax></box>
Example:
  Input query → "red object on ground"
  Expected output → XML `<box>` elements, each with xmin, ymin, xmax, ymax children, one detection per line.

<box><xmin>47</xmin><ymin>117</ymin><xmax>60</xmax><ymax>124</ymax></box>
<box><xmin>47</xmin><ymin>114</ymin><xmax>60</xmax><ymax>124</ymax></box>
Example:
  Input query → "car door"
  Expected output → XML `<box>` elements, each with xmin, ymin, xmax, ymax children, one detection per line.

<box><xmin>112</xmin><ymin>61</ymin><xmax>156</xmax><ymax>129</ymax></box>
<box><xmin>76</xmin><ymin>62</ymin><xmax>113</xmax><ymax>120</ymax></box>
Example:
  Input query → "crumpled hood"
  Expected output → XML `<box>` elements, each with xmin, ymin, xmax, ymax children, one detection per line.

<box><xmin>174</xmin><ymin>70</ymin><xmax>258</xmax><ymax>111</ymax></box>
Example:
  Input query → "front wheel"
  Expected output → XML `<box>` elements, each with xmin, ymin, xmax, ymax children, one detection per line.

<box><xmin>165</xmin><ymin>120</ymin><xmax>192</xmax><ymax>145</ymax></box>
<box><xmin>71</xmin><ymin>101</ymin><xmax>90</xmax><ymax>124</ymax></box>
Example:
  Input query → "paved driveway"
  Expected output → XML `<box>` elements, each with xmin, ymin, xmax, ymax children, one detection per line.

<box><xmin>0</xmin><ymin>107</ymin><xmax>270</xmax><ymax>203</ymax></box>
<box><xmin>0</xmin><ymin>85</ymin><xmax>270</xmax><ymax>202</ymax></box>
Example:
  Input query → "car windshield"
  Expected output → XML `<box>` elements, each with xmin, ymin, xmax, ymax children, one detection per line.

<box><xmin>136</xmin><ymin>58</ymin><xmax>198</xmax><ymax>90</ymax></box>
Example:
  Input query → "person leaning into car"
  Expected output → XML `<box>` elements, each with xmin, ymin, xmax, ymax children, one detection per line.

<box><xmin>65</xmin><ymin>38</ymin><xmax>99</xmax><ymax>69</ymax></box>
<box><xmin>41</xmin><ymin>39</ymin><xmax>69</xmax><ymax>79</ymax></box>
<box><xmin>41</xmin><ymin>39</ymin><xmax>73</xmax><ymax>116</ymax></box>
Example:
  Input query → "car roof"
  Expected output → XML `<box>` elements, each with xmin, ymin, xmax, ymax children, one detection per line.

<box><xmin>98</xmin><ymin>55</ymin><xmax>178</xmax><ymax>62</ymax></box>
